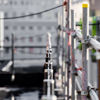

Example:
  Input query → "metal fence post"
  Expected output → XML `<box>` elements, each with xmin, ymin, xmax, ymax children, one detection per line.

<box><xmin>66</xmin><ymin>0</ymin><xmax>71</xmax><ymax>100</ymax></box>
<box><xmin>11</xmin><ymin>34</ymin><xmax>14</xmax><ymax>72</ymax></box>
<box><xmin>96</xmin><ymin>50</ymin><xmax>100</xmax><ymax>99</ymax></box>
<box><xmin>11</xmin><ymin>33</ymin><xmax>15</xmax><ymax>82</ymax></box>
<box><xmin>82</xmin><ymin>4</ymin><xmax>89</xmax><ymax>100</ymax></box>
<box><xmin>71</xmin><ymin>9</ymin><xmax>75</xmax><ymax>100</ymax></box>
<box><xmin>96</xmin><ymin>19</ymin><xmax>100</xmax><ymax>100</ymax></box>
<box><xmin>0</xmin><ymin>12</ymin><xmax>4</xmax><ymax>51</ymax></box>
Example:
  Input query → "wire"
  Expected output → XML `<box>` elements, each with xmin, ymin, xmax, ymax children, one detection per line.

<box><xmin>0</xmin><ymin>4</ymin><xmax>63</xmax><ymax>20</ymax></box>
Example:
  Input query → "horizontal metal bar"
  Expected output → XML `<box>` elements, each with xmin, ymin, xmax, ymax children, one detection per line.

<box><xmin>75</xmin><ymin>30</ymin><xmax>100</xmax><ymax>50</ymax></box>
<box><xmin>0</xmin><ymin>46</ymin><xmax>57</xmax><ymax>48</ymax></box>
<box><xmin>75</xmin><ymin>30</ymin><xmax>82</xmax><ymax>40</ymax></box>
<box><xmin>75</xmin><ymin>78</ymin><xmax>82</xmax><ymax>91</ymax></box>
<box><xmin>89</xmin><ymin>89</ymin><xmax>99</xmax><ymax>100</ymax></box>
<box><xmin>88</xmin><ymin>83</ymin><xmax>99</xmax><ymax>100</ymax></box>
<box><xmin>90</xmin><ymin>38</ymin><xmax>100</xmax><ymax>50</ymax></box>
<box><xmin>75</xmin><ymin>64</ymin><xmax>99</xmax><ymax>99</ymax></box>
<box><xmin>89</xmin><ymin>90</ymin><xmax>99</xmax><ymax>100</ymax></box>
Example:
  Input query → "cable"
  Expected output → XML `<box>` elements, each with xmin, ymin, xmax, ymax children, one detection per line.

<box><xmin>0</xmin><ymin>4</ymin><xmax>63</xmax><ymax>20</ymax></box>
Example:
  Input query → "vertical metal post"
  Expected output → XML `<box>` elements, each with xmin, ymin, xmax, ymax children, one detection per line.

<box><xmin>0</xmin><ymin>12</ymin><xmax>4</xmax><ymax>51</ymax></box>
<box><xmin>71</xmin><ymin>9</ymin><xmax>75</xmax><ymax>100</ymax></box>
<box><xmin>11</xmin><ymin>34</ymin><xmax>14</xmax><ymax>73</ymax></box>
<box><xmin>67</xmin><ymin>0</ymin><xmax>71</xmax><ymax>29</ymax></box>
<box><xmin>97</xmin><ymin>51</ymin><xmax>100</xmax><ymax>99</ymax></box>
<box><xmin>66</xmin><ymin>0</ymin><xmax>71</xmax><ymax>100</ymax></box>
<box><xmin>82</xmin><ymin>4</ymin><xmax>89</xmax><ymax>100</ymax></box>
<box><xmin>11</xmin><ymin>33</ymin><xmax>15</xmax><ymax>82</ymax></box>
<box><xmin>42</xmin><ymin>33</ymin><xmax>57</xmax><ymax>100</ymax></box>
<box><xmin>96</xmin><ymin>19</ymin><xmax>100</xmax><ymax>99</ymax></box>
<box><xmin>62</xmin><ymin>3</ymin><xmax>67</xmax><ymax>99</ymax></box>
<box><xmin>96</xmin><ymin>20</ymin><xmax>100</xmax><ymax>42</ymax></box>
<box><xmin>57</xmin><ymin>13</ymin><xmax>61</xmax><ymax>68</ymax></box>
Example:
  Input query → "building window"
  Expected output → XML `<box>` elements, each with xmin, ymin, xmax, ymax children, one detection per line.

<box><xmin>4</xmin><ymin>12</ymin><xmax>8</xmax><ymax>17</ymax></box>
<box><xmin>29</xmin><ymin>13</ymin><xmax>34</xmax><ymax>18</ymax></box>
<box><xmin>29</xmin><ymin>26</ymin><xmax>33</xmax><ymax>30</ymax></box>
<box><xmin>21</xmin><ymin>26</ymin><xmax>25</xmax><ymax>30</ymax></box>
<box><xmin>21</xmin><ymin>1</ymin><xmax>24</xmax><ymax>5</ymax></box>
<box><xmin>14</xmin><ymin>1</ymin><xmax>17</xmax><ymax>5</ymax></box>
<box><xmin>29</xmin><ymin>48</ymin><xmax>33</xmax><ymax>54</ymax></box>
<box><xmin>9</xmin><ymin>1</ymin><xmax>13</xmax><ymax>5</ymax></box>
<box><xmin>26</xmin><ymin>1</ymin><xmax>29</xmax><ymax>5</ymax></box>
<box><xmin>37</xmin><ymin>36</ymin><xmax>42</xmax><ymax>42</ymax></box>
<box><xmin>37</xmin><ymin>26</ymin><xmax>42</xmax><ymax>30</ymax></box>
<box><xmin>5</xmin><ymin>36</ymin><xmax>9</xmax><ymax>42</ymax></box>
<box><xmin>20</xmin><ymin>48</ymin><xmax>25</xmax><ymax>53</ymax></box>
<box><xmin>47</xmin><ymin>26</ymin><xmax>51</xmax><ymax>30</ymax></box>
<box><xmin>5</xmin><ymin>26</ymin><xmax>9</xmax><ymax>30</ymax></box>
<box><xmin>5</xmin><ymin>48</ymin><xmax>9</xmax><ymax>53</ymax></box>
<box><xmin>14</xmin><ymin>37</ymin><xmax>18</xmax><ymax>42</ymax></box>
<box><xmin>29</xmin><ymin>37</ymin><xmax>33</xmax><ymax>42</ymax></box>
<box><xmin>13</xmin><ymin>26</ymin><xmax>17</xmax><ymax>30</ymax></box>
<box><xmin>12</xmin><ymin>12</ymin><xmax>16</xmax><ymax>17</ymax></box>
<box><xmin>21</xmin><ymin>37</ymin><xmax>25</xmax><ymax>42</ymax></box>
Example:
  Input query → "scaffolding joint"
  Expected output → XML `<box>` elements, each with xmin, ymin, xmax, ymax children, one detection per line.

<box><xmin>82</xmin><ymin>36</ymin><xmax>91</xmax><ymax>48</ymax></box>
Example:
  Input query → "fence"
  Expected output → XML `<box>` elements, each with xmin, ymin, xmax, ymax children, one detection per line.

<box><xmin>57</xmin><ymin>1</ymin><xmax>99</xmax><ymax>100</ymax></box>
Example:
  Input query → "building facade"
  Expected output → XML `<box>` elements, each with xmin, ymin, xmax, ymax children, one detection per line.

<box><xmin>0</xmin><ymin>0</ymin><xmax>62</xmax><ymax>67</ymax></box>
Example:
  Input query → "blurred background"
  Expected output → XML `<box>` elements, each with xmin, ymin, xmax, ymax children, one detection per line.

<box><xmin>0</xmin><ymin>0</ymin><xmax>100</xmax><ymax>100</ymax></box>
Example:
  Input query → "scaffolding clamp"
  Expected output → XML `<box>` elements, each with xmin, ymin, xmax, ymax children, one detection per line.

<box><xmin>81</xmin><ymin>90</ymin><xmax>88</xmax><ymax>96</ymax></box>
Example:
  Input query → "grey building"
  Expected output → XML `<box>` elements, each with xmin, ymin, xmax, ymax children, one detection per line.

<box><xmin>0</xmin><ymin>0</ymin><xmax>62</xmax><ymax>68</ymax></box>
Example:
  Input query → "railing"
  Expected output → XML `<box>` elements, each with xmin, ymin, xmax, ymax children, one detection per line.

<box><xmin>70</xmin><ymin>4</ymin><xmax>99</xmax><ymax>100</ymax></box>
<box><xmin>56</xmin><ymin>1</ymin><xmax>99</xmax><ymax>100</ymax></box>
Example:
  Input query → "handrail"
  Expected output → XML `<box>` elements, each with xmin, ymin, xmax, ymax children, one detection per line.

<box><xmin>88</xmin><ymin>83</ymin><xmax>99</xmax><ymax>100</ymax></box>
<box><xmin>75</xmin><ymin>78</ymin><xmax>82</xmax><ymax>92</ymax></box>
<box><xmin>74</xmin><ymin>30</ymin><xmax>100</xmax><ymax>51</ymax></box>
<box><xmin>90</xmin><ymin>38</ymin><xmax>100</xmax><ymax>50</ymax></box>
<box><xmin>75</xmin><ymin>64</ymin><xmax>98</xmax><ymax>100</ymax></box>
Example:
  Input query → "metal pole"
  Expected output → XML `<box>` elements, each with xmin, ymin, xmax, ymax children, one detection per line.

<box><xmin>0</xmin><ymin>12</ymin><xmax>4</xmax><ymax>51</ymax></box>
<box><xmin>66</xmin><ymin>0</ymin><xmax>71</xmax><ymax>100</ymax></box>
<box><xmin>42</xmin><ymin>33</ymin><xmax>57</xmax><ymax>100</ymax></box>
<box><xmin>11</xmin><ymin>33</ymin><xmax>15</xmax><ymax>82</ymax></box>
<box><xmin>11</xmin><ymin>34</ymin><xmax>14</xmax><ymax>73</ymax></box>
<box><xmin>67</xmin><ymin>0</ymin><xmax>71</xmax><ymax>29</ymax></box>
<box><xmin>81</xmin><ymin>4</ymin><xmax>89</xmax><ymax>100</ymax></box>
<box><xmin>96</xmin><ymin>20</ymin><xmax>100</xmax><ymax>42</ymax></box>
<box><xmin>71</xmin><ymin>9</ymin><xmax>75</xmax><ymax>100</ymax></box>
<box><xmin>96</xmin><ymin>50</ymin><xmax>100</xmax><ymax>99</ymax></box>
<box><xmin>96</xmin><ymin>19</ymin><xmax>100</xmax><ymax>99</ymax></box>
<box><xmin>62</xmin><ymin>5</ymin><xmax>66</xmax><ymax>100</ymax></box>
<box><xmin>57</xmin><ymin>13</ymin><xmax>61</xmax><ymax>68</ymax></box>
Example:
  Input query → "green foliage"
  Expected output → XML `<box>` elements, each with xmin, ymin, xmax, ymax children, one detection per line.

<box><xmin>92</xmin><ymin>48</ymin><xmax>96</xmax><ymax>53</ymax></box>
<box><xmin>92</xmin><ymin>16</ymin><xmax>96</xmax><ymax>36</ymax></box>
<box><xmin>77</xmin><ymin>19</ymin><xmax>82</xmax><ymax>51</ymax></box>
<box><xmin>77</xmin><ymin>43</ymin><xmax>82</xmax><ymax>50</ymax></box>
<box><xmin>91</xmin><ymin>49</ymin><xmax>96</xmax><ymax>62</ymax></box>
<box><xmin>79</xmin><ymin>18</ymin><xmax>82</xmax><ymax>30</ymax></box>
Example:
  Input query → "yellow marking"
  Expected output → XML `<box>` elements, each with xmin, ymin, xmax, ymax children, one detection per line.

<box><xmin>82</xmin><ymin>4</ymin><xmax>88</xmax><ymax>8</ymax></box>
